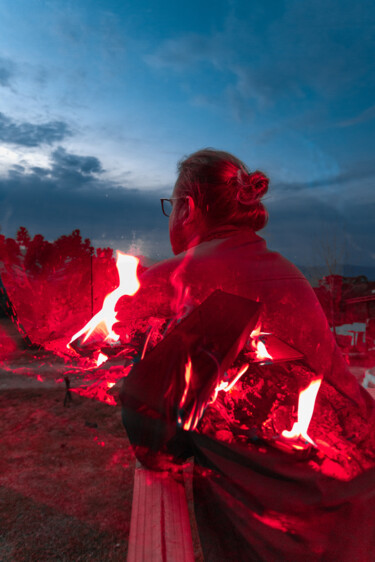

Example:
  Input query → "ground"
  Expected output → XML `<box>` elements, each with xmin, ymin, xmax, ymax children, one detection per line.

<box><xmin>1</xmin><ymin>349</ymin><xmax>373</xmax><ymax>561</ymax></box>
<box><xmin>0</xmin><ymin>357</ymin><xmax>203</xmax><ymax>562</ymax></box>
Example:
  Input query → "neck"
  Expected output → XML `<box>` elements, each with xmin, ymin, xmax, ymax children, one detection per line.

<box><xmin>198</xmin><ymin>224</ymin><xmax>253</xmax><ymax>244</ymax></box>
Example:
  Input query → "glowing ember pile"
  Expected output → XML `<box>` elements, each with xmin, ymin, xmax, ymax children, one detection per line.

<box><xmin>197</xmin><ymin>358</ymin><xmax>375</xmax><ymax>480</ymax></box>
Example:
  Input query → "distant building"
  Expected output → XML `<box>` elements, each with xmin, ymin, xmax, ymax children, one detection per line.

<box><xmin>314</xmin><ymin>274</ymin><xmax>375</xmax><ymax>354</ymax></box>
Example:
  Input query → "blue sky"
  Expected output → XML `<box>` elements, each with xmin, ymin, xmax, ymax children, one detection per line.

<box><xmin>0</xmin><ymin>0</ymin><xmax>374</xmax><ymax>269</ymax></box>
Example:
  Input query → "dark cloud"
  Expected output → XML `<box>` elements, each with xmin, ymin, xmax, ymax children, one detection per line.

<box><xmin>51</xmin><ymin>147</ymin><xmax>103</xmax><ymax>178</ymax></box>
<box><xmin>0</xmin><ymin>149</ymin><xmax>172</xmax><ymax>259</ymax></box>
<box><xmin>0</xmin><ymin>112</ymin><xmax>72</xmax><ymax>147</ymax></box>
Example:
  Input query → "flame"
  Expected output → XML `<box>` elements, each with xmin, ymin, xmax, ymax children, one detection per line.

<box><xmin>254</xmin><ymin>340</ymin><xmax>273</xmax><ymax>361</ymax></box>
<box><xmin>208</xmin><ymin>363</ymin><xmax>250</xmax><ymax>408</ymax></box>
<box><xmin>281</xmin><ymin>378</ymin><xmax>322</xmax><ymax>446</ymax></box>
<box><xmin>68</xmin><ymin>252</ymin><xmax>140</xmax><ymax>354</ymax></box>
<box><xmin>250</xmin><ymin>323</ymin><xmax>273</xmax><ymax>361</ymax></box>
<box><xmin>216</xmin><ymin>364</ymin><xmax>249</xmax><ymax>393</ymax></box>
<box><xmin>96</xmin><ymin>353</ymin><xmax>108</xmax><ymax>367</ymax></box>
<box><xmin>180</xmin><ymin>357</ymin><xmax>192</xmax><ymax>409</ymax></box>
<box><xmin>177</xmin><ymin>356</ymin><xmax>208</xmax><ymax>431</ymax></box>
<box><xmin>177</xmin><ymin>357</ymin><xmax>193</xmax><ymax>427</ymax></box>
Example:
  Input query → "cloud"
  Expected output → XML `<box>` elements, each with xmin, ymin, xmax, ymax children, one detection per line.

<box><xmin>144</xmin><ymin>0</ymin><xmax>375</xmax><ymax>121</ymax></box>
<box><xmin>0</xmin><ymin>57</ymin><xmax>15</xmax><ymax>88</ymax></box>
<box><xmin>0</xmin><ymin>113</ymin><xmax>72</xmax><ymax>147</ymax></box>
<box><xmin>0</xmin><ymin>148</ymin><xmax>172</xmax><ymax>259</ymax></box>
<box><xmin>144</xmin><ymin>33</ymin><xmax>226</xmax><ymax>71</ymax></box>
<box><xmin>51</xmin><ymin>146</ymin><xmax>103</xmax><ymax>175</ymax></box>
<box><xmin>274</xmin><ymin>159</ymin><xmax>375</xmax><ymax>193</ymax></box>
<box><xmin>338</xmin><ymin>105</ymin><xmax>375</xmax><ymax>128</ymax></box>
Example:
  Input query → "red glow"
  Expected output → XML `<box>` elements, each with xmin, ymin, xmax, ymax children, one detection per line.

<box><xmin>68</xmin><ymin>252</ymin><xmax>140</xmax><ymax>358</ymax></box>
<box><xmin>281</xmin><ymin>378</ymin><xmax>322</xmax><ymax>447</ymax></box>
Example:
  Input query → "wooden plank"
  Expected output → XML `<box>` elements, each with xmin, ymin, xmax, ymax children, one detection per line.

<box><xmin>128</xmin><ymin>462</ymin><xmax>195</xmax><ymax>562</ymax></box>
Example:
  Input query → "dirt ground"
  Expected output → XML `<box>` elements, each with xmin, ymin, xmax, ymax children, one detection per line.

<box><xmin>1</xmin><ymin>350</ymin><xmax>373</xmax><ymax>562</ymax></box>
<box><xmin>0</xmin><ymin>358</ymin><xmax>203</xmax><ymax>562</ymax></box>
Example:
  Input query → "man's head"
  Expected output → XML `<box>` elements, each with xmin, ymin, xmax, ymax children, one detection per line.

<box><xmin>168</xmin><ymin>148</ymin><xmax>269</xmax><ymax>255</ymax></box>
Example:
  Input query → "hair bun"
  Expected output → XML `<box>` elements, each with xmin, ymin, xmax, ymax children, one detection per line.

<box><xmin>236</xmin><ymin>169</ymin><xmax>269</xmax><ymax>206</ymax></box>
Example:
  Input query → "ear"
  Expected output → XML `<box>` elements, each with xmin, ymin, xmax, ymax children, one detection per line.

<box><xmin>182</xmin><ymin>196</ymin><xmax>196</xmax><ymax>225</ymax></box>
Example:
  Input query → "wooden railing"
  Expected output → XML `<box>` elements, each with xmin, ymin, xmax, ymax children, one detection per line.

<box><xmin>127</xmin><ymin>461</ymin><xmax>195</xmax><ymax>562</ymax></box>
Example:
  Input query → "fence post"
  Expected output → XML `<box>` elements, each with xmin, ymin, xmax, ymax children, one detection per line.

<box><xmin>127</xmin><ymin>460</ymin><xmax>195</xmax><ymax>562</ymax></box>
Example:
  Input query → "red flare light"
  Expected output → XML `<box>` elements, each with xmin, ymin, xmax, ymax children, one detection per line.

<box><xmin>281</xmin><ymin>378</ymin><xmax>322</xmax><ymax>447</ymax></box>
<box><xmin>68</xmin><ymin>252</ymin><xmax>140</xmax><ymax>357</ymax></box>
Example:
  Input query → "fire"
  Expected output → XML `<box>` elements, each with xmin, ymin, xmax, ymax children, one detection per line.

<box><xmin>281</xmin><ymin>378</ymin><xmax>322</xmax><ymax>446</ymax></box>
<box><xmin>96</xmin><ymin>353</ymin><xmax>108</xmax><ymax>367</ymax></box>
<box><xmin>177</xmin><ymin>356</ymin><xmax>210</xmax><ymax>432</ymax></box>
<box><xmin>177</xmin><ymin>357</ymin><xmax>193</xmax><ymax>427</ymax></box>
<box><xmin>68</xmin><ymin>252</ymin><xmax>140</xmax><ymax>354</ymax></box>
<box><xmin>180</xmin><ymin>357</ymin><xmax>192</xmax><ymax>409</ymax></box>
<box><xmin>216</xmin><ymin>364</ymin><xmax>250</xmax><ymax>394</ymax></box>
<box><xmin>250</xmin><ymin>323</ymin><xmax>273</xmax><ymax>361</ymax></box>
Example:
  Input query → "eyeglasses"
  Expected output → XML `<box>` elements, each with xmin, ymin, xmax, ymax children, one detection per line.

<box><xmin>160</xmin><ymin>197</ymin><xmax>186</xmax><ymax>217</ymax></box>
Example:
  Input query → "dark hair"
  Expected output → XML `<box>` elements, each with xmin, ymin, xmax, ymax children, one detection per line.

<box><xmin>175</xmin><ymin>148</ymin><xmax>269</xmax><ymax>231</ymax></box>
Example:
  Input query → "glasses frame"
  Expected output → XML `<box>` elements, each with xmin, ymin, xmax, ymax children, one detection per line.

<box><xmin>160</xmin><ymin>197</ymin><xmax>186</xmax><ymax>217</ymax></box>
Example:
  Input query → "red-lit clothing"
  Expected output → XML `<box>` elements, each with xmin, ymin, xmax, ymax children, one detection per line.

<box><xmin>117</xmin><ymin>227</ymin><xmax>375</xmax><ymax>562</ymax></box>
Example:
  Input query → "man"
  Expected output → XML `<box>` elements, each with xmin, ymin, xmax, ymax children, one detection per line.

<box><xmin>117</xmin><ymin>149</ymin><xmax>375</xmax><ymax>561</ymax></box>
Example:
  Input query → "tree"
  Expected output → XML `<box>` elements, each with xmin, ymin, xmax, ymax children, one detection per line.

<box><xmin>16</xmin><ymin>227</ymin><xmax>31</xmax><ymax>248</ymax></box>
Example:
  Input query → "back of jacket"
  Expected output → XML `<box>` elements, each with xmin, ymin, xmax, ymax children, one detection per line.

<box><xmin>117</xmin><ymin>228</ymin><xmax>375</xmax><ymax>562</ymax></box>
<box><xmin>116</xmin><ymin>227</ymin><xmax>373</xmax><ymax>419</ymax></box>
